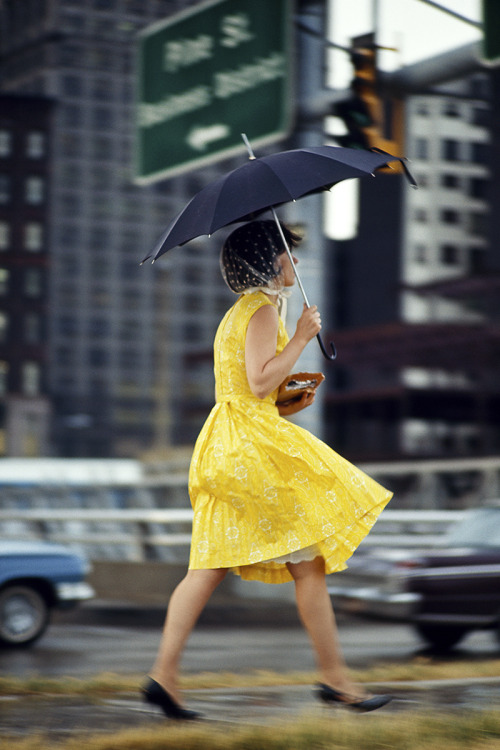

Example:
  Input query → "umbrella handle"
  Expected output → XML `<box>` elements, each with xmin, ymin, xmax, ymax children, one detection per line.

<box><xmin>317</xmin><ymin>333</ymin><xmax>337</xmax><ymax>361</ymax></box>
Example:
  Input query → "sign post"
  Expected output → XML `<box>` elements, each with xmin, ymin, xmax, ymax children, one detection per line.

<box><xmin>135</xmin><ymin>0</ymin><xmax>293</xmax><ymax>184</ymax></box>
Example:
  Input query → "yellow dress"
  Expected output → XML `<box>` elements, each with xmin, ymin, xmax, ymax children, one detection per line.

<box><xmin>188</xmin><ymin>292</ymin><xmax>392</xmax><ymax>584</ymax></box>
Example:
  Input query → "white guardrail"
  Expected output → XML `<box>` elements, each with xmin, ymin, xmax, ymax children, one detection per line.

<box><xmin>0</xmin><ymin>508</ymin><xmax>467</xmax><ymax>561</ymax></box>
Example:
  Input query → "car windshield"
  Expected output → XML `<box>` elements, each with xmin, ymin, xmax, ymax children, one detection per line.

<box><xmin>445</xmin><ymin>507</ymin><xmax>500</xmax><ymax>548</ymax></box>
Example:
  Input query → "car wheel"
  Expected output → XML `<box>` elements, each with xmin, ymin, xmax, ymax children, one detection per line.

<box><xmin>0</xmin><ymin>585</ymin><xmax>50</xmax><ymax>647</ymax></box>
<box><xmin>415</xmin><ymin>623</ymin><xmax>468</xmax><ymax>651</ymax></box>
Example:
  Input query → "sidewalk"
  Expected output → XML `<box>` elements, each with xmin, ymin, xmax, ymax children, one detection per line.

<box><xmin>3</xmin><ymin>678</ymin><xmax>500</xmax><ymax>743</ymax></box>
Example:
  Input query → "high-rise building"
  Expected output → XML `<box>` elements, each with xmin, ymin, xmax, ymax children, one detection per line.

<box><xmin>0</xmin><ymin>0</ymin><xmax>232</xmax><ymax>456</ymax></box>
<box><xmin>400</xmin><ymin>74</ymin><xmax>492</xmax><ymax>456</ymax></box>
<box><xmin>0</xmin><ymin>93</ymin><xmax>53</xmax><ymax>456</ymax></box>
<box><xmin>325</xmin><ymin>71</ymin><xmax>498</xmax><ymax>461</ymax></box>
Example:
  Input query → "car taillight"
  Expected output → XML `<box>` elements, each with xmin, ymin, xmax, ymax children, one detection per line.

<box><xmin>395</xmin><ymin>560</ymin><xmax>423</xmax><ymax>571</ymax></box>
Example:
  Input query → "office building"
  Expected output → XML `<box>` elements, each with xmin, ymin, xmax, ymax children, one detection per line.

<box><xmin>325</xmin><ymin>72</ymin><xmax>498</xmax><ymax>461</ymax></box>
<box><xmin>0</xmin><ymin>0</ymin><xmax>231</xmax><ymax>456</ymax></box>
<box><xmin>0</xmin><ymin>93</ymin><xmax>53</xmax><ymax>456</ymax></box>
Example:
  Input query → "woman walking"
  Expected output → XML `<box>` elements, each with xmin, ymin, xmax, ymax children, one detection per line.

<box><xmin>142</xmin><ymin>220</ymin><xmax>393</xmax><ymax>720</ymax></box>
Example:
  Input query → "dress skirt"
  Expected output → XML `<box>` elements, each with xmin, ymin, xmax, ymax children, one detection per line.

<box><xmin>188</xmin><ymin>397</ymin><xmax>392</xmax><ymax>584</ymax></box>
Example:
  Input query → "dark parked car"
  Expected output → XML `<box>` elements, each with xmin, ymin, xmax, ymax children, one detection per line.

<box><xmin>328</xmin><ymin>505</ymin><xmax>500</xmax><ymax>650</ymax></box>
<box><xmin>0</xmin><ymin>541</ymin><xmax>94</xmax><ymax>647</ymax></box>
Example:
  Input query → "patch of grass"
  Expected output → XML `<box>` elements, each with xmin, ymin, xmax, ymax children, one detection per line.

<box><xmin>1</xmin><ymin>658</ymin><xmax>500</xmax><ymax>697</ymax></box>
<box><xmin>1</xmin><ymin>711</ymin><xmax>500</xmax><ymax>750</ymax></box>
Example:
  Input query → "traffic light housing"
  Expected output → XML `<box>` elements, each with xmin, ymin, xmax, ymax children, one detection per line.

<box><xmin>333</xmin><ymin>33</ymin><xmax>404</xmax><ymax>158</ymax></box>
<box><xmin>482</xmin><ymin>0</ymin><xmax>500</xmax><ymax>65</ymax></box>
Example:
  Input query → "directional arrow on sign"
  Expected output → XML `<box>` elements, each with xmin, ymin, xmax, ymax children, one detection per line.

<box><xmin>186</xmin><ymin>124</ymin><xmax>231</xmax><ymax>151</ymax></box>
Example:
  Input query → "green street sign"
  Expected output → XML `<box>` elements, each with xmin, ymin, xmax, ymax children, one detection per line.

<box><xmin>135</xmin><ymin>0</ymin><xmax>293</xmax><ymax>184</ymax></box>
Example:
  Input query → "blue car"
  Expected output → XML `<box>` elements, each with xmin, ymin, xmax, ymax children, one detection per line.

<box><xmin>0</xmin><ymin>541</ymin><xmax>94</xmax><ymax>647</ymax></box>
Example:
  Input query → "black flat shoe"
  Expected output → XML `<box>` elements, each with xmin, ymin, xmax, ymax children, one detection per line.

<box><xmin>316</xmin><ymin>683</ymin><xmax>392</xmax><ymax>712</ymax></box>
<box><xmin>142</xmin><ymin>677</ymin><xmax>202</xmax><ymax>721</ymax></box>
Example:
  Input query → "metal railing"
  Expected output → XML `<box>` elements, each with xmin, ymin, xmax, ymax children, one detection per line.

<box><xmin>0</xmin><ymin>507</ymin><xmax>467</xmax><ymax>562</ymax></box>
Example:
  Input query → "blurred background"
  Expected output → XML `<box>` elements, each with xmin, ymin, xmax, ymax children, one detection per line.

<box><xmin>0</xmin><ymin>1</ymin><xmax>499</xmax><ymax>537</ymax></box>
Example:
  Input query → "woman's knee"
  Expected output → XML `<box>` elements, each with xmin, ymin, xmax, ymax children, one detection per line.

<box><xmin>185</xmin><ymin>567</ymin><xmax>228</xmax><ymax>589</ymax></box>
<box><xmin>287</xmin><ymin>556</ymin><xmax>325</xmax><ymax>581</ymax></box>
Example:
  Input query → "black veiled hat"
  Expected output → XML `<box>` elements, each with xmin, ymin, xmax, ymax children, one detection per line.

<box><xmin>220</xmin><ymin>220</ymin><xmax>300</xmax><ymax>294</ymax></box>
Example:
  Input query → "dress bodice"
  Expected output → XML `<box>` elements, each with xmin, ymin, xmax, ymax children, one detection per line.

<box><xmin>214</xmin><ymin>292</ymin><xmax>288</xmax><ymax>406</ymax></box>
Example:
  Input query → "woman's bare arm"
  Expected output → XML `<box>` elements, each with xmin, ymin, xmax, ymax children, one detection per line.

<box><xmin>245</xmin><ymin>303</ymin><xmax>321</xmax><ymax>399</ymax></box>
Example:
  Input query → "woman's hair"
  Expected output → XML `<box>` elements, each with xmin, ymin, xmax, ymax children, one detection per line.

<box><xmin>220</xmin><ymin>220</ymin><xmax>301</xmax><ymax>293</ymax></box>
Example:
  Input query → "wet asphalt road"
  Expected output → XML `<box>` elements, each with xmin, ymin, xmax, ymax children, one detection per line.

<box><xmin>2</xmin><ymin>601</ymin><xmax>499</xmax><ymax>678</ymax></box>
<box><xmin>2</xmin><ymin>603</ymin><xmax>500</xmax><ymax>741</ymax></box>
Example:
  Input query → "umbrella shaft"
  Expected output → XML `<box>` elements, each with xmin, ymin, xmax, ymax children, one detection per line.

<box><xmin>271</xmin><ymin>207</ymin><xmax>311</xmax><ymax>308</ymax></box>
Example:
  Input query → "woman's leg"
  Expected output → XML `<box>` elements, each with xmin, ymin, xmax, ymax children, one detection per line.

<box><xmin>287</xmin><ymin>557</ymin><xmax>362</xmax><ymax>697</ymax></box>
<box><xmin>149</xmin><ymin>568</ymin><xmax>227</xmax><ymax>703</ymax></box>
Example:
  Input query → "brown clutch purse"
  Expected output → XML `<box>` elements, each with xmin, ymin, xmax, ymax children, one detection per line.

<box><xmin>276</xmin><ymin>372</ymin><xmax>325</xmax><ymax>416</ymax></box>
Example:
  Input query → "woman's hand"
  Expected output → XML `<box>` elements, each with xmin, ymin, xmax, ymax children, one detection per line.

<box><xmin>245</xmin><ymin>303</ymin><xmax>323</xmax><ymax>401</ymax></box>
<box><xmin>294</xmin><ymin>304</ymin><xmax>321</xmax><ymax>345</ymax></box>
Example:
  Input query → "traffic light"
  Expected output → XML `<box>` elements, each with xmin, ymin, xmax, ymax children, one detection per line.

<box><xmin>482</xmin><ymin>0</ymin><xmax>500</xmax><ymax>65</ymax></box>
<box><xmin>332</xmin><ymin>33</ymin><xmax>404</xmax><ymax>158</ymax></box>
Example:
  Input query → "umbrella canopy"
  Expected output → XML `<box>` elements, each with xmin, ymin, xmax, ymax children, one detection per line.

<box><xmin>143</xmin><ymin>142</ymin><xmax>415</xmax><ymax>359</ymax></box>
<box><xmin>143</xmin><ymin>145</ymin><xmax>413</xmax><ymax>263</ymax></box>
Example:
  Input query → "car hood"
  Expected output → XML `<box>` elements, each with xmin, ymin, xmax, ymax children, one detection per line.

<box><xmin>347</xmin><ymin>544</ymin><xmax>500</xmax><ymax>571</ymax></box>
<box><xmin>414</xmin><ymin>546</ymin><xmax>500</xmax><ymax>567</ymax></box>
<box><xmin>1</xmin><ymin>540</ymin><xmax>80</xmax><ymax>558</ymax></box>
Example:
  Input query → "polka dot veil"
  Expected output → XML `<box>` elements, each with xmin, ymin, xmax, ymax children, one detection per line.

<box><xmin>220</xmin><ymin>220</ymin><xmax>300</xmax><ymax>294</ymax></box>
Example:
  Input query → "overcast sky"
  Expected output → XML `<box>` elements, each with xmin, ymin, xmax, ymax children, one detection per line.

<box><xmin>328</xmin><ymin>0</ymin><xmax>482</xmax><ymax>87</ymax></box>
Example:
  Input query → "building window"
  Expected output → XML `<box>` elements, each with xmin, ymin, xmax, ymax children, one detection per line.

<box><xmin>0</xmin><ymin>312</ymin><xmax>9</xmax><ymax>342</ymax></box>
<box><xmin>61</xmin><ymin>192</ymin><xmax>81</xmax><ymax>214</ymax></box>
<box><xmin>93</xmin><ymin>77</ymin><xmax>114</xmax><ymax>101</ymax></box>
<box><xmin>441</xmin><ymin>209</ymin><xmax>460</xmax><ymax>225</ymax></box>
<box><xmin>0</xmin><ymin>175</ymin><xmax>11</xmax><ymax>204</ymax></box>
<box><xmin>25</xmin><ymin>176</ymin><xmax>45</xmax><ymax>205</ymax></box>
<box><xmin>24</xmin><ymin>269</ymin><xmax>43</xmax><ymax>297</ymax></box>
<box><xmin>469</xmin><ymin>212</ymin><xmax>488</xmax><ymax>237</ymax></box>
<box><xmin>470</xmin><ymin>142</ymin><xmax>490</xmax><ymax>165</ymax></box>
<box><xmin>469</xmin><ymin>178</ymin><xmax>489</xmax><ymax>200</ymax></box>
<box><xmin>61</xmin><ymin>133</ymin><xmax>81</xmax><ymax>158</ymax></box>
<box><xmin>470</xmin><ymin>247</ymin><xmax>486</xmax><ymax>273</ymax></box>
<box><xmin>89</xmin><ymin>347</ymin><xmax>109</xmax><ymax>366</ymax></box>
<box><xmin>24</xmin><ymin>314</ymin><xmax>42</xmax><ymax>344</ymax></box>
<box><xmin>62</xmin><ymin>104</ymin><xmax>82</xmax><ymax>128</ymax></box>
<box><xmin>88</xmin><ymin>317</ymin><xmax>110</xmax><ymax>338</ymax></box>
<box><xmin>92</xmin><ymin>106</ymin><xmax>114</xmax><ymax>130</ymax></box>
<box><xmin>414</xmin><ymin>138</ymin><xmax>428</xmax><ymax>160</ymax></box>
<box><xmin>0</xmin><ymin>222</ymin><xmax>10</xmax><ymax>250</ymax></box>
<box><xmin>0</xmin><ymin>361</ymin><xmax>8</xmax><ymax>395</ymax></box>
<box><xmin>94</xmin><ymin>0</ymin><xmax>117</xmax><ymax>9</ymax></box>
<box><xmin>26</xmin><ymin>132</ymin><xmax>45</xmax><ymax>158</ymax></box>
<box><xmin>25</xmin><ymin>223</ymin><xmax>44</xmax><ymax>251</ymax></box>
<box><xmin>62</xmin><ymin>74</ymin><xmax>83</xmax><ymax>97</ymax></box>
<box><xmin>414</xmin><ymin>245</ymin><xmax>427</xmax><ymax>263</ymax></box>
<box><xmin>443</xmin><ymin>101</ymin><xmax>460</xmax><ymax>118</ymax></box>
<box><xmin>0</xmin><ymin>130</ymin><xmax>12</xmax><ymax>157</ymax></box>
<box><xmin>440</xmin><ymin>244</ymin><xmax>460</xmax><ymax>265</ymax></box>
<box><xmin>57</xmin><ymin>223</ymin><xmax>81</xmax><ymax>249</ymax></box>
<box><xmin>442</xmin><ymin>139</ymin><xmax>460</xmax><ymax>162</ymax></box>
<box><xmin>0</xmin><ymin>268</ymin><xmax>9</xmax><ymax>295</ymax></box>
<box><xmin>58</xmin><ymin>316</ymin><xmax>78</xmax><ymax>336</ymax></box>
<box><xmin>22</xmin><ymin>362</ymin><xmax>41</xmax><ymax>396</ymax></box>
<box><xmin>471</xmin><ymin>106</ymin><xmax>489</xmax><ymax>128</ymax></box>
<box><xmin>441</xmin><ymin>174</ymin><xmax>460</xmax><ymax>189</ymax></box>
<box><xmin>414</xmin><ymin>208</ymin><xmax>428</xmax><ymax>223</ymax></box>
<box><xmin>93</xmin><ymin>136</ymin><xmax>113</xmax><ymax>161</ymax></box>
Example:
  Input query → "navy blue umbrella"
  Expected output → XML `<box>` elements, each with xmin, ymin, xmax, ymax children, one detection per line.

<box><xmin>144</xmin><ymin>138</ymin><xmax>416</xmax><ymax>359</ymax></box>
